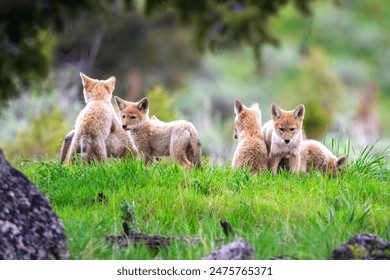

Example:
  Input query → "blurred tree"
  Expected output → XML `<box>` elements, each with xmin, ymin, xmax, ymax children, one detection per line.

<box><xmin>1</xmin><ymin>0</ymin><xmax>317</xmax><ymax>107</ymax></box>
<box><xmin>141</xmin><ymin>0</ymin><xmax>316</xmax><ymax>73</ymax></box>
<box><xmin>0</xmin><ymin>0</ymin><xmax>133</xmax><ymax>108</ymax></box>
<box><xmin>55</xmin><ymin>11</ymin><xmax>200</xmax><ymax>102</ymax></box>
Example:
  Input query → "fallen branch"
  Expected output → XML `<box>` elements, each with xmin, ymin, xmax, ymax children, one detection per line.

<box><xmin>105</xmin><ymin>221</ymin><xmax>224</xmax><ymax>251</ymax></box>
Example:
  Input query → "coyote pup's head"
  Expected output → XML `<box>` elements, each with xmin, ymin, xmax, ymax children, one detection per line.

<box><xmin>114</xmin><ymin>96</ymin><xmax>149</xmax><ymax>130</ymax></box>
<box><xmin>233</xmin><ymin>99</ymin><xmax>262</xmax><ymax>139</ymax></box>
<box><xmin>271</xmin><ymin>103</ymin><xmax>305</xmax><ymax>145</ymax></box>
<box><xmin>80</xmin><ymin>72</ymin><xmax>116</xmax><ymax>103</ymax></box>
<box><xmin>330</xmin><ymin>155</ymin><xmax>348</xmax><ymax>177</ymax></box>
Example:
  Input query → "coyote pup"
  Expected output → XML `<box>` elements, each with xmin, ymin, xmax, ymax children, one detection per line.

<box><xmin>64</xmin><ymin>73</ymin><xmax>136</xmax><ymax>163</ymax></box>
<box><xmin>262</xmin><ymin>103</ymin><xmax>305</xmax><ymax>174</ymax></box>
<box><xmin>231</xmin><ymin>100</ymin><xmax>268</xmax><ymax>173</ymax></box>
<box><xmin>300</xmin><ymin>140</ymin><xmax>348</xmax><ymax>176</ymax></box>
<box><xmin>114</xmin><ymin>96</ymin><xmax>202</xmax><ymax>169</ymax></box>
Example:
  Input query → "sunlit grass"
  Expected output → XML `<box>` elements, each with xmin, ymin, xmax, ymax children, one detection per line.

<box><xmin>18</xmin><ymin>144</ymin><xmax>390</xmax><ymax>260</ymax></box>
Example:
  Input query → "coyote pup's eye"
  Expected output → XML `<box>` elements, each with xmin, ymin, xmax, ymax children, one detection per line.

<box><xmin>290</xmin><ymin>127</ymin><xmax>295</xmax><ymax>132</ymax></box>
<box><xmin>122</xmin><ymin>115</ymin><xmax>125</xmax><ymax>119</ymax></box>
<box><xmin>279</xmin><ymin>127</ymin><xmax>284</xmax><ymax>132</ymax></box>
<box><xmin>131</xmin><ymin>116</ymin><xmax>136</xmax><ymax>120</ymax></box>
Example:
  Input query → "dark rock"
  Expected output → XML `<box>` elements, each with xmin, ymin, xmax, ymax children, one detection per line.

<box><xmin>202</xmin><ymin>238</ymin><xmax>255</xmax><ymax>260</ymax></box>
<box><xmin>0</xmin><ymin>149</ymin><xmax>69</xmax><ymax>259</ymax></box>
<box><xmin>331</xmin><ymin>233</ymin><xmax>390</xmax><ymax>260</ymax></box>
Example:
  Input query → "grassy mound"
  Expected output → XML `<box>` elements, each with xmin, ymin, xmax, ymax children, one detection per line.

<box><xmin>19</xmin><ymin>145</ymin><xmax>390</xmax><ymax>260</ymax></box>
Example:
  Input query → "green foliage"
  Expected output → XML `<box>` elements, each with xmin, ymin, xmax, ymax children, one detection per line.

<box><xmin>146</xmin><ymin>85</ymin><xmax>178</xmax><ymax>121</ymax></box>
<box><xmin>2</xmin><ymin>107</ymin><xmax>70</xmax><ymax>163</ymax></box>
<box><xmin>58</xmin><ymin>11</ymin><xmax>200</xmax><ymax>97</ymax></box>
<box><xmin>271</xmin><ymin>0</ymin><xmax>390</xmax><ymax>93</ymax></box>
<box><xmin>0</xmin><ymin>28</ymin><xmax>58</xmax><ymax>108</ymax></box>
<box><xmin>144</xmin><ymin>0</ymin><xmax>312</xmax><ymax>49</ymax></box>
<box><xmin>19</xmin><ymin>143</ymin><xmax>390</xmax><ymax>260</ymax></box>
<box><xmin>303</xmin><ymin>100</ymin><xmax>332</xmax><ymax>139</ymax></box>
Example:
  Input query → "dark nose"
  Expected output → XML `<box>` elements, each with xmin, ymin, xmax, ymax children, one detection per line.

<box><xmin>284</xmin><ymin>139</ymin><xmax>290</xmax><ymax>144</ymax></box>
<box><xmin>122</xmin><ymin>125</ymin><xmax>127</xmax><ymax>129</ymax></box>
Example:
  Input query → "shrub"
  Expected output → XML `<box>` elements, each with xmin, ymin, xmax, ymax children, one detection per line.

<box><xmin>2</xmin><ymin>107</ymin><xmax>70</xmax><ymax>163</ymax></box>
<box><xmin>146</xmin><ymin>85</ymin><xmax>178</xmax><ymax>121</ymax></box>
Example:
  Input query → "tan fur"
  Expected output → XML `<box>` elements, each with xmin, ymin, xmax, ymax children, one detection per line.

<box><xmin>262</xmin><ymin>103</ymin><xmax>305</xmax><ymax>174</ymax></box>
<box><xmin>106</xmin><ymin>124</ymin><xmax>138</xmax><ymax>160</ymax></box>
<box><xmin>64</xmin><ymin>73</ymin><xmax>137</xmax><ymax>163</ymax></box>
<box><xmin>300</xmin><ymin>140</ymin><xmax>348</xmax><ymax>176</ymax></box>
<box><xmin>115</xmin><ymin>96</ymin><xmax>202</xmax><ymax>169</ymax></box>
<box><xmin>231</xmin><ymin>100</ymin><xmax>268</xmax><ymax>173</ymax></box>
<box><xmin>60</xmin><ymin>125</ymin><xmax>137</xmax><ymax>163</ymax></box>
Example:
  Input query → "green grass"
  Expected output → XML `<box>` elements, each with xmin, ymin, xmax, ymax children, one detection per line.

<box><xmin>17</xmin><ymin>146</ymin><xmax>390</xmax><ymax>260</ymax></box>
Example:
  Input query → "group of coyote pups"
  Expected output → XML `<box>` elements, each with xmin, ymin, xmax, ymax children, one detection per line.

<box><xmin>60</xmin><ymin>73</ymin><xmax>348</xmax><ymax>176</ymax></box>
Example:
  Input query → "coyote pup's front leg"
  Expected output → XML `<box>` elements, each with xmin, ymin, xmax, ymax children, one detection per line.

<box><xmin>288</xmin><ymin>154</ymin><xmax>301</xmax><ymax>174</ymax></box>
<box><xmin>269</xmin><ymin>154</ymin><xmax>282</xmax><ymax>175</ymax></box>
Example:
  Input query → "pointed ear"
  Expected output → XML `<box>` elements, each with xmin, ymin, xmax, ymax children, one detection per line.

<box><xmin>293</xmin><ymin>104</ymin><xmax>305</xmax><ymax>120</ymax></box>
<box><xmin>80</xmin><ymin>72</ymin><xmax>93</xmax><ymax>88</ymax></box>
<box><xmin>137</xmin><ymin>97</ymin><xmax>149</xmax><ymax>112</ymax></box>
<box><xmin>336</xmin><ymin>155</ymin><xmax>348</xmax><ymax>168</ymax></box>
<box><xmin>250</xmin><ymin>102</ymin><xmax>260</xmax><ymax>109</ymax></box>
<box><xmin>250</xmin><ymin>102</ymin><xmax>262</xmax><ymax>121</ymax></box>
<box><xmin>234</xmin><ymin>99</ymin><xmax>244</xmax><ymax>114</ymax></box>
<box><xmin>106</xmin><ymin>76</ymin><xmax>116</xmax><ymax>92</ymax></box>
<box><xmin>271</xmin><ymin>103</ymin><xmax>281</xmax><ymax>120</ymax></box>
<box><xmin>114</xmin><ymin>96</ymin><xmax>126</xmax><ymax>110</ymax></box>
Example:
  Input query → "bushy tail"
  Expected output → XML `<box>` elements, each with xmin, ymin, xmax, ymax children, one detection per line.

<box><xmin>189</xmin><ymin>128</ymin><xmax>202</xmax><ymax>167</ymax></box>
<box><xmin>60</xmin><ymin>130</ymin><xmax>75</xmax><ymax>163</ymax></box>
<box><xmin>79</xmin><ymin>135</ymin><xmax>92</xmax><ymax>163</ymax></box>
<box><xmin>64</xmin><ymin>133</ymin><xmax>106</xmax><ymax>164</ymax></box>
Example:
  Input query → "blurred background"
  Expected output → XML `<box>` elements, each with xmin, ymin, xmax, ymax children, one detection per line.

<box><xmin>0</xmin><ymin>0</ymin><xmax>389</xmax><ymax>164</ymax></box>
